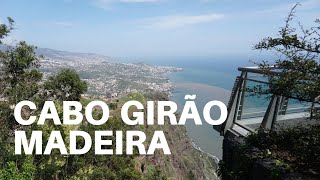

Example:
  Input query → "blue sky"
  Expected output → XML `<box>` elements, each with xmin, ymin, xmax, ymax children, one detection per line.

<box><xmin>0</xmin><ymin>0</ymin><xmax>319</xmax><ymax>57</ymax></box>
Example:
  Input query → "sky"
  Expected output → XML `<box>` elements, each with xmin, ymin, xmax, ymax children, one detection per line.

<box><xmin>0</xmin><ymin>0</ymin><xmax>319</xmax><ymax>58</ymax></box>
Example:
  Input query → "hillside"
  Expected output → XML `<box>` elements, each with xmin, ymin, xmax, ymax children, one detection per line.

<box><xmin>99</xmin><ymin>92</ymin><xmax>218</xmax><ymax>179</ymax></box>
<box><xmin>0</xmin><ymin>43</ymin><xmax>216</xmax><ymax>179</ymax></box>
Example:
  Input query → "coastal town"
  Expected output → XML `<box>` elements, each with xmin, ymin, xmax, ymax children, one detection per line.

<box><xmin>38</xmin><ymin>48</ymin><xmax>182</xmax><ymax>98</ymax></box>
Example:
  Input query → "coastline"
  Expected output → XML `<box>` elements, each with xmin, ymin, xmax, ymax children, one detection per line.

<box><xmin>170</xmin><ymin>81</ymin><xmax>231</xmax><ymax>159</ymax></box>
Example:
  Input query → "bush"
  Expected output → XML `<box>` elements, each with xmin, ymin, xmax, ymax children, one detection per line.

<box><xmin>245</xmin><ymin>124</ymin><xmax>320</xmax><ymax>178</ymax></box>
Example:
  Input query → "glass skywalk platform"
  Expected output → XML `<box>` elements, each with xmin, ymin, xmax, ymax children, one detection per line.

<box><xmin>216</xmin><ymin>66</ymin><xmax>320</xmax><ymax>137</ymax></box>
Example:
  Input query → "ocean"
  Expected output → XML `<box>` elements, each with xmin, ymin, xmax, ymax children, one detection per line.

<box><xmin>118</xmin><ymin>56</ymin><xmax>254</xmax><ymax>158</ymax></box>
<box><xmin>143</xmin><ymin>57</ymin><xmax>253</xmax><ymax>158</ymax></box>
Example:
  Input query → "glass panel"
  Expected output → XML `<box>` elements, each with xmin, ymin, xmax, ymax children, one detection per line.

<box><xmin>235</xmin><ymin>77</ymin><xmax>272</xmax><ymax>131</ymax></box>
<box><xmin>274</xmin><ymin>99</ymin><xmax>319</xmax><ymax>128</ymax></box>
<box><xmin>241</xmin><ymin>79</ymin><xmax>271</xmax><ymax>119</ymax></box>
<box><xmin>232</xmin><ymin>71</ymin><xmax>320</xmax><ymax>132</ymax></box>
<box><xmin>286</xmin><ymin>99</ymin><xmax>312</xmax><ymax>114</ymax></box>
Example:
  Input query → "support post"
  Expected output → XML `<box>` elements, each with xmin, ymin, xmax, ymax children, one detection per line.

<box><xmin>221</xmin><ymin>72</ymin><xmax>247</xmax><ymax>135</ymax></box>
<box><xmin>260</xmin><ymin>95</ymin><xmax>281</xmax><ymax>131</ymax></box>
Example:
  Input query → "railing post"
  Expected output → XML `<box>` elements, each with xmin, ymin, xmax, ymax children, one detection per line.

<box><xmin>236</xmin><ymin>72</ymin><xmax>247</xmax><ymax>120</ymax></box>
<box><xmin>260</xmin><ymin>95</ymin><xmax>281</xmax><ymax>131</ymax></box>
<box><xmin>278</xmin><ymin>97</ymin><xmax>289</xmax><ymax>115</ymax></box>
<box><xmin>222</xmin><ymin>72</ymin><xmax>247</xmax><ymax>135</ymax></box>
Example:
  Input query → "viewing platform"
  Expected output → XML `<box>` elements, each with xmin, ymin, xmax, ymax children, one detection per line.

<box><xmin>215</xmin><ymin>66</ymin><xmax>320</xmax><ymax>137</ymax></box>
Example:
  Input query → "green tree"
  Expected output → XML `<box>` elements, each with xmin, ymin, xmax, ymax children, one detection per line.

<box><xmin>44</xmin><ymin>68</ymin><xmax>88</xmax><ymax>101</ymax></box>
<box><xmin>0</xmin><ymin>18</ymin><xmax>142</xmax><ymax>180</ymax></box>
<box><xmin>0</xmin><ymin>18</ymin><xmax>39</xmax><ymax>180</ymax></box>
<box><xmin>253</xmin><ymin>4</ymin><xmax>320</xmax><ymax>118</ymax></box>
<box><xmin>0</xmin><ymin>17</ymin><xmax>42</xmax><ymax>104</ymax></box>
<box><xmin>0</xmin><ymin>17</ymin><xmax>14</xmax><ymax>44</ymax></box>
<box><xmin>1</xmin><ymin>42</ymin><xmax>43</xmax><ymax>104</ymax></box>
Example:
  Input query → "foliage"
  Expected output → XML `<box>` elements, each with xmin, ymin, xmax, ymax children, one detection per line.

<box><xmin>245</xmin><ymin>124</ymin><xmax>320</xmax><ymax>178</ymax></box>
<box><xmin>0</xmin><ymin>158</ymin><xmax>35</xmax><ymax>180</ymax></box>
<box><xmin>0</xmin><ymin>27</ymin><xmax>139</xmax><ymax>178</ymax></box>
<box><xmin>144</xmin><ymin>166</ymin><xmax>166</xmax><ymax>180</ymax></box>
<box><xmin>0</xmin><ymin>18</ymin><xmax>42</xmax><ymax>179</ymax></box>
<box><xmin>0</xmin><ymin>18</ymin><xmax>211</xmax><ymax>180</ymax></box>
<box><xmin>109</xmin><ymin>102</ymin><xmax>118</xmax><ymax>110</ymax></box>
<box><xmin>253</xmin><ymin>3</ymin><xmax>320</xmax><ymax>118</ymax></box>
<box><xmin>117</xmin><ymin>92</ymin><xmax>145</xmax><ymax>105</ymax></box>
<box><xmin>0</xmin><ymin>41</ymin><xmax>42</xmax><ymax>104</ymax></box>
<box><xmin>43</xmin><ymin>68</ymin><xmax>88</xmax><ymax>101</ymax></box>
<box><xmin>0</xmin><ymin>17</ymin><xmax>14</xmax><ymax>44</ymax></box>
<box><xmin>219</xmin><ymin>4</ymin><xmax>320</xmax><ymax>179</ymax></box>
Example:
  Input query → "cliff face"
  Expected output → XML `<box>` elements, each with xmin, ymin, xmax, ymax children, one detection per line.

<box><xmin>135</xmin><ymin>122</ymin><xmax>219</xmax><ymax>179</ymax></box>
<box><xmin>112</xmin><ymin>92</ymin><xmax>218</xmax><ymax>179</ymax></box>
<box><xmin>1</xmin><ymin>91</ymin><xmax>218</xmax><ymax>179</ymax></box>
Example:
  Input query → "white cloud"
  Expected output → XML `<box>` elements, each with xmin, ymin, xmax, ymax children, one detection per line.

<box><xmin>140</xmin><ymin>13</ymin><xmax>224</xmax><ymax>29</ymax></box>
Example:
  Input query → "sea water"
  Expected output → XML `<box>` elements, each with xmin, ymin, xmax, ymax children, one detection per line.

<box><xmin>144</xmin><ymin>57</ymin><xmax>252</xmax><ymax>158</ymax></box>
<box><xmin>118</xmin><ymin>56</ymin><xmax>253</xmax><ymax>158</ymax></box>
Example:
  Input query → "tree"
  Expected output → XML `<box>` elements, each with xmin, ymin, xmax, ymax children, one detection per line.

<box><xmin>1</xmin><ymin>42</ymin><xmax>43</xmax><ymax>104</ymax></box>
<box><xmin>43</xmin><ymin>68</ymin><xmax>88</xmax><ymax>101</ymax></box>
<box><xmin>254</xmin><ymin>3</ymin><xmax>320</xmax><ymax>118</ymax></box>
<box><xmin>0</xmin><ymin>18</ymin><xmax>39</xmax><ymax>180</ymax></box>
<box><xmin>0</xmin><ymin>17</ymin><xmax>14</xmax><ymax>44</ymax></box>
<box><xmin>0</xmin><ymin>18</ymin><xmax>142</xmax><ymax>180</ymax></box>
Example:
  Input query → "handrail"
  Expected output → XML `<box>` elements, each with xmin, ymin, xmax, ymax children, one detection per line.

<box><xmin>238</xmin><ymin>66</ymin><xmax>280</xmax><ymax>76</ymax></box>
<box><xmin>216</xmin><ymin>66</ymin><xmax>318</xmax><ymax>136</ymax></box>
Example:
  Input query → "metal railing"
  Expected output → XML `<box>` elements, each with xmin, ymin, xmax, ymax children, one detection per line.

<box><xmin>217</xmin><ymin>66</ymin><xmax>318</xmax><ymax>137</ymax></box>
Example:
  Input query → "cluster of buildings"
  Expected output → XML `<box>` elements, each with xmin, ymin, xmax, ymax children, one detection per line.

<box><xmin>39</xmin><ymin>53</ymin><xmax>182</xmax><ymax>99</ymax></box>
